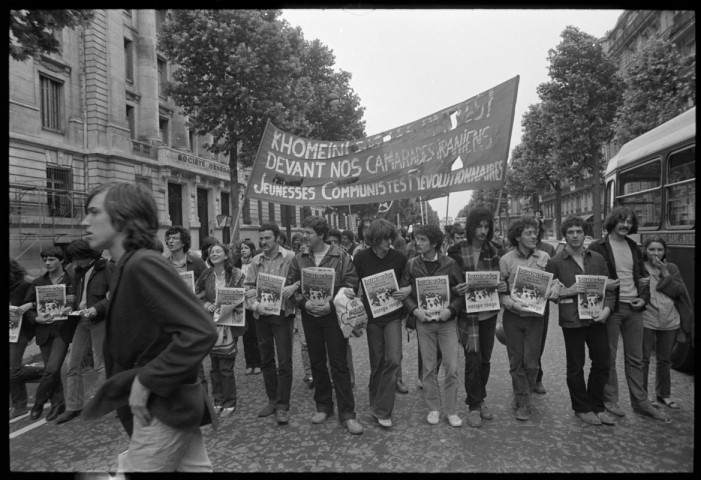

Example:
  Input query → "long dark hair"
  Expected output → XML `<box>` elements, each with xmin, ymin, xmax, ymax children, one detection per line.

<box><xmin>10</xmin><ymin>258</ymin><xmax>26</xmax><ymax>284</ymax></box>
<box><xmin>465</xmin><ymin>206</ymin><xmax>494</xmax><ymax>245</ymax></box>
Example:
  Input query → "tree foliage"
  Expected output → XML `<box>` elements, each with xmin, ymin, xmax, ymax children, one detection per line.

<box><xmin>461</xmin><ymin>188</ymin><xmax>502</xmax><ymax>215</ymax></box>
<box><xmin>10</xmin><ymin>9</ymin><xmax>94</xmax><ymax>62</ymax></box>
<box><xmin>613</xmin><ymin>38</ymin><xmax>696</xmax><ymax>146</ymax></box>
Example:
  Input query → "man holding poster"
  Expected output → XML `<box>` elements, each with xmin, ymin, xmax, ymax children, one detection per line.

<box><xmin>546</xmin><ymin>216</ymin><xmax>616</xmax><ymax>426</ymax></box>
<box><xmin>499</xmin><ymin>217</ymin><xmax>559</xmax><ymax>422</ymax></box>
<box><xmin>350</xmin><ymin>219</ymin><xmax>411</xmax><ymax>428</ymax></box>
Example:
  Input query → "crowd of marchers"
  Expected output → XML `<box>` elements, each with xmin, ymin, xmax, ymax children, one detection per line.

<box><xmin>9</xmin><ymin>182</ymin><xmax>693</xmax><ymax>472</ymax></box>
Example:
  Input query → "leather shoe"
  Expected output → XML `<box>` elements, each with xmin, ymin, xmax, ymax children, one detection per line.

<box><xmin>534</xmin><ymin>382</ymin><xmax>546</xmax><ymax>394</ymax></box>
<box><xmin>576</xmin><ymin>411</ymin><xmax>602</xmax><ymax>426</ymax></box>
<box><xmin>55</xmin><ymin>409</ymin><xmax>81</xmax><ymax>424</ymax></box>
<box><xmin>30</xmin><ymin>403</ymin><xmax>44</xmax><ymax>420</ymax></box>
<box><xmin>634</xmin><ymin>406</ymin><xmax>671</xmax><ymax>423</ymax></box>
<box><xmin>396</xmin><ymin>380</ymin><xmax>409</xmax><ymax>394</ymax></box>
<box><xmin>276</xmin><ymin>409</ymin><xmax>289</xmax><ymax>425</ymax></box>
<box><xmin>10</xmin><ymin>407</ymin><xmax>28</xmax><ymax>420</ymax></box>
<box><xmin>257</xmin><ymin>404</ymin><xmax>276</xmax><ymax>417</ymax></box>
<box><xmin>46</xmin><ymin>404</ymin><xmax>66</xmax><ymax>422</ymax></box>
<box><xmin>311</xmin><ymin>412</ymin><xmax>329</xmax><ymax>424</ymax></box>
<box><xmin>344</xmin><ymin>418</ymin><xmax>364</xmax><ymax>435</ymax></box>
<box><xmin>604</xmin><ymin>401</ymin><xmax>626</xmax><ymax>417</ymax></box>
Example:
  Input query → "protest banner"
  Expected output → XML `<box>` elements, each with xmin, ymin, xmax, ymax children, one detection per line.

<box><xmin>247</xmin><ymin>76</ymin><xmax>519</xmax><ymax>206</ymax></box>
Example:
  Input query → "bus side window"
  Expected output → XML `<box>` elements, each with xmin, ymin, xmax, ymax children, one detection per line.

<box><xmin>666</xmin><ymin>146</ymin><xmax>696</xmax><ymax>227</ymax></box>
<box><xmin>619</xmin><ymin>159</ymin><xmax>662</xmax><ymax>228</ymax></box>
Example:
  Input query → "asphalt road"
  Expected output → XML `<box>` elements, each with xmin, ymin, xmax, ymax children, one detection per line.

<box><xmin>9</xmin><ymin>308</ymin><xmax>695</xmax><ymax>473</ymax></box>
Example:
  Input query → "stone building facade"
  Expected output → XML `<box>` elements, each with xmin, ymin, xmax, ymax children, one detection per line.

<box><xmin>9</xmin><ymin>9</ymin><xmax>337</xmax><ymax>274</ymax></box>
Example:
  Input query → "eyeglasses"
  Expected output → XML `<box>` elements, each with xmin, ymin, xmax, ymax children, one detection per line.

<box><xmin>618</xmin><ymin>220</ymin><xmax>634</xmax><ymax>226</ymax></box>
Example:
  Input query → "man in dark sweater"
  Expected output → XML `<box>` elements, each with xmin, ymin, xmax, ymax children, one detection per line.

<box><xmin>351</xmin><ymin>219</ymin><xmax>411</xmax><ymax>428</ymax></box>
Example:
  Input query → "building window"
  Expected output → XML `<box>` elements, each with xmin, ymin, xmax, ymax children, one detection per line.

<box><xmin>258</xmin><ymin>200</ymin><xmax>264</xmax><ymax>225</ymax></box>
<box><xmin>46</xmin><ymin>166</ymin><xmax>72</xmax><ymax>217</ymax></box>
<box><xmin>188</xmin><ymin>130</ymin><xmax>196</xmax><ymax>154</ymax></box>
<box><xmin>155</xmin><ymin>10</ymin><xmax>167</xmax><ymax>32</ymax></box>
<box><xmin>168</xmin><ymin>182</ymin><xmax>183</xmax><ymax>226</ymax></box>
<box><xmin>242</xmin><ymin>197</ymin><xmax>251</xmax><ymax>225</ymax></box>
<box><xmin>157</xmin><ymin>58</ymin><xmax>167</xmax><ymax>99</ymax></box>
<box><xmin>136</xmin><ymin>175</ymin><xmax>151</xmax><ymax>191</ymax></box>
<box><xmin>268</xmin><ymin>202</ymin><xmax>276</xmax><ymax>223</ymax></box>
<box><xmin>159</xmin><ymin>117</ymin><xmax>169</xmax><ymax>146</ymax></box>
<box><xmin>40</xmin><ymin>75</ymin><xmax>63</xmax><ymax>131</ymax></box>
<box><xmin>124</xmin><ymin>39</ymin><xmax>134</xmax><ymax>83</ymax></box>
<box><xmin>126</xmin><ymin>105</ymin><xmax>136</xmax><ymax>139</ymax></box>
<box><xmin>222</xmin><ymin>192</ymin><xmax>232</xmax><ymax>244</ymax></box>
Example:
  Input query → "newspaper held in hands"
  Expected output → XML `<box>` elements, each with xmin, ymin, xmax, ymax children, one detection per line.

<box><xmin>256</xmin><ymin>272</ymin><xmax>285</xmax><ymax>316</ymax></box>
<box><xmin>510</xmin><ymin>266</ymin><xmax>553</xmax><ymax>316</ymax></box>
<box><xmin>214</xmin><ymin>287</ymin><xmax>246</xmax><ymax>327</ymax></box>
<box><xmin>575</xmin><ymin>275</ymin><xmax>607</xmax><ymax>320</ymax></box>
<box><xmin>361</xmin><ymin>269</ymin><xmax>403</xmax><ymax>318</ymax></box>
<box><xmin>416</xmin><ymin>275</ymin><xmax>450</xmax><ymax>321</ymax></box>
<box><xmin>301</xmin><ymin>267</ymin><xmax>335</xmax><ymax>307</ymax></box>
<box><xmin>35</xmin><ymin>284</ymin><xmax>69</xmax><ymax>321</ymax></box>
<box><xmin>10</xmin><ymin>306</ymin><xmax>23</xmax><ymax>343</ymax></box>
<box><xmin>179</xmin><ymin>271</ymin><xmax>195</xmax><ymax>293</ymax></box>
<box><xmin>464</xmin><ymin>271</ymin><xmax>500</xmax><ymax>313</ymax></box>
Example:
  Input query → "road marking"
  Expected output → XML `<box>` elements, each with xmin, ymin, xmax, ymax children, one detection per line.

<box><xmin>10</xmin><ymin>418</ymin><xmax>47</xmax><ymax>439</ymax></box>
<box><xmin>10</xmin><ymin>412</ymin><xmax>29</xmax><ymax>424</ymax></box>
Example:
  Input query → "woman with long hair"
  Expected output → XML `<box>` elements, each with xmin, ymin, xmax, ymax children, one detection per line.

<box><xmin>238</xmin><ymin>240</ymin><xmax>262</xmax><ymax>375</ymax></box>
<box><xmin>640</xmin><ymin>236</ymin><xmax>693</xmax><ymax>410</ymax></box>
<box><xmin>196</xmin><ymin>242</ymin><xmax>245</xmax><ymax>416</ymax></box>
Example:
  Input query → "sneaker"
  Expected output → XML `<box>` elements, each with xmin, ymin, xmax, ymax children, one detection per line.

<box><xmin>426</xmin><ymin>410</ymin><xmax>440</xmax><ymax>425</ymax></box>
<box><xmin>575</xmin><ymin>411</ymin><xmax>602</xmax><ymax>426</ymax></box>
<box><xmin>311</xmin><ymin>412</ymin><xmax>329</xmax><ymax>424</ymax></box>
<box><xmin>479</xmin><ymin>403</ymin><xmax>494</xmax><ymax>420</ymax></box>
<box><xmin>467</xmin><ymin>410</ymin><xmax>482</xmax><ymax>428</ymax></box>
<box><xmin>276</xmin><ymin>409</ymin><xmax>289</xmax><ymax>424</ymax></box>
<box><xmin>245</xmin><ymin>367</ymin><xmax>254</xmax><ymax>375</ymax></box>
<box><xmin>533</xmin><ymin>382</ymin><xmax>546</xmax><ymax>394</ymax></box>
<box><xmin>344</xmin><ymin>418</ymin><xmax>364</xmax><ymax>435</ymax></box>
<box><xmin>515</xmin><ymin>407</ymin><xmax>530</xmax><ymax>421</ymax></box>
<box><xmin>215</xmin><ymin>406</ymin><xmax>223</xmax><ymax>415</ymax></box>
<box><xmin>604</xmin><ymin>402</ymin><xmax>626</xmax><ymax>417</ymax></box>
<box><xmin>252</xmin><ymin>367</ymin><xmax>262</xmax><ymax>375</ymax></box>
<box><xmin>396</xmin><ymin>380</ymin><xmax>409</xmax><ymax>394</ymax></box>
<box><xmin>597</xmin><ymin>411</ymin><xmax>617</xmax><ymax>426</ymax></box>
<box><xmin>633</xmin><ymin>406</ymin><xmax>671</xmax><ymax>423</ymax></box>
<box><xmin>370</xmin><ymin>411</ymin><xmax>392</xmax><ymax>428</ymax></box>
<box><xmin>220</xmin><ymin>407</ymin><xmax>236</xmax><ymax>417</ymax></box>
<box><xmin>257</xmin><ymin>404</ymin><xmax>276</xmax><ymax>417</ymax></box>
<box><xmin>447</xmin><ymin>414</ymin><xmax>463</xmax><ymax>427</ymax></box>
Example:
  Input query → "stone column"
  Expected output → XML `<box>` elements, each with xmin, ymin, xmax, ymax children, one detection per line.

<box><xmin>135</xmin><ymin>10</ymin><xmax>160</xmax><ymax>144</ymax></box>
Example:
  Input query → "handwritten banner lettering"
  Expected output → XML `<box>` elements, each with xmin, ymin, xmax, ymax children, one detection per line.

<box><xmin>247</xmin><ymin>76</ymin><xmax>519</xmax><ymax>206</ymax></box>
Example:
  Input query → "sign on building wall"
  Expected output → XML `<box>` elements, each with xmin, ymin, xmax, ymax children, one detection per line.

<box><xmin>246</xmin><ymin>76</ymin><xmax>519</xmax><ymax>206</ymax></box>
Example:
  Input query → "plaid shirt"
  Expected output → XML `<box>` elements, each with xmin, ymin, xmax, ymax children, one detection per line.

<box><xmin>448</xmin><ymin>240</ymin><xmax>504</xmax><ymax>351</ymax></box>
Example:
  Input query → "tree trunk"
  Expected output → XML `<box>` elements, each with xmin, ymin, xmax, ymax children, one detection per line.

<box><xmin>230</xmin><ymin>145</ymin><xmax>241</xmax><ymax>240</ymax></box>
<box><xmin>591</xmin><ymin>147</ymin><xmax>603</xmax><ymax>240</ymax></box>
<box><xmin>554</xmin><ymin>184</ymin><xmax>563</xmax><ymax>240</ymax></box>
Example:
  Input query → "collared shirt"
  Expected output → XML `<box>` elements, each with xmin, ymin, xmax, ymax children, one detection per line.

<box><xmin>547</xmin><ymin>248</ymin><xmax>614</xmax><ymax>328</ymax></box>
<box><xmin>244</xmin><ymin>247</ymin><xmax>295</xmax><ymax>316</ymax></box>
<box><xmin>499</xmin><ymin>247</ymin><xmax>550</xmax><ymax>317</ymax></box>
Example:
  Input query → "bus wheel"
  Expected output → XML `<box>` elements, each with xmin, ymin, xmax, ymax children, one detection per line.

<box><xmin>671</xmin><ymin>340</ymin><xmax>694</xmax><ymax>373</ymax></box>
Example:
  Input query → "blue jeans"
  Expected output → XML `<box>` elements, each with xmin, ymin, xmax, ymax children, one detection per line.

<box><xmin>562</xmin><ymin>323</ymin><xmax>610</xmax><ymax>414</ymax></box>
<box><xmin>502</xmin><ymin>310</ymin><xmax>543</xmax><ymax>408</ymax></box>
<box><xmin>255</xmin><ymin>313</ymin><xmax>294</xmax><ymax>410</ymax></box>
<box><xmin>9</xmin><ymin>335</ymin><xmax>44</xmax><ymax>410</ymax></box>
<box><xmin>242</xmin><ymin>310</ymin><xmax>261</xmax><ymax>369</ymax></box>
<box><xmin>65</xmin><ymin>318</ymin><xmax>106</xmax><ymax>411</ymax></box>
<box><xmin>210</xmin><ymin>353</ymin><xmax>237</xmax><ymax>408</ymax></box>
<box><xmin>416</xmin><ymin>319</ymin><xmax>459</xmax><ymax>415</ymax></box>
<box><xmin>35</xmin><ymin>331</ymin><xmax>69</xmax><ymax>407</ymax></box>
<box><xmin>604</xmin><ymin>303</ymin><xmax>651</xmax><ymax>410</ymax></box>
<box><xmin>642</xmin><ymin>327</ymin><xmax>678</xmax><ymax>399</ymax></box>
<box><xmin>302</xmin><ymin>311</ymin><xmax>356</xmax><ymax>421</ymax></box>
<box><xmin>118</xmin><ymin>416</ymin><xmax>212</xmax><ymax>472</ymax></box>
<box><xmin>463</xmin><ymin>314</ymin><xmax>497</xmax><ymax>410</ymax></box>
<box><xmin>294</xmin><ymin>311</ymin><xmax>311</xmax><ymax>377</ymax></box>
<box><xmin>366</xmin><ymin>317</ymin><xmax>402</xmax><ymax>419</ymax></box>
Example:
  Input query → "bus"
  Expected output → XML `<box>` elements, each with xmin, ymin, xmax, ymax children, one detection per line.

<box><xmin>604</xmin><ymin>106</ymin><xmax>695</xmax><ymax>372</ymax></box>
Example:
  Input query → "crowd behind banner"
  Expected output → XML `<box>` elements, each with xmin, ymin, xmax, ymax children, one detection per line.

<box><xmin>10</xmin><ymin>181</ymin><xmax>693</xmax><ymax>471</ymax></box>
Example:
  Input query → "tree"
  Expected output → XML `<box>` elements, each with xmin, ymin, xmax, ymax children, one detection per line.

<box><xmin>537</xmin><ymin>26</ymin><xmax>624</xmax><ymax>239</ymax></box>
<box><xmin>159</xmin><ymin>10</ymin><xmax>365</xmax><ymax>237</ymax></box>
<box><xmin>10</xmin><ymin>10</ymin><xmax>94</xmax><ymax>62</ymax></box>
<box><xmin>462</xmin><ymin>188</ymin><xmax>501</xmax><ymax>214</ymax></box>
<box><xmin>613</xmin><ymin>38</ymin><xmax>696</xmax><ymax>146</ymax></box>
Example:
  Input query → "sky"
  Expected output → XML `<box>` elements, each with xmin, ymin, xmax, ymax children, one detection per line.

<box><xmin>281</xmin><ymin>8</ymin><xmax>624</xmax><ymax>221</ymax></box>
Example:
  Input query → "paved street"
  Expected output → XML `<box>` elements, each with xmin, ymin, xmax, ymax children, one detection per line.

<box><xmin>10</xmin><ymin>308</ymin><xmax>695</xmax><ymax>473</ymax></box>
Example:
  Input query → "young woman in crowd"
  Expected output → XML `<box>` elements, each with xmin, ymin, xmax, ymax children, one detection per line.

<box><xmin>238</xmin><ymin>239</ymin><xmax>262</xmax><ymax>375</ymax></box>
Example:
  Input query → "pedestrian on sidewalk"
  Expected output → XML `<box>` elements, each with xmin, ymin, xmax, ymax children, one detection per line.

<box><xmin>55</xmin><ymin>240</ymin><xmax>113</xmax><ymax>424</ymax></box>
<box><xmin>287</xmin><ymin>215</ymin><xmax>364</xmax><ymax>435</ymax></box>
<box><xmin>9</xmin><ymin>258</ymin><xmax>44</xmax><ymax>419</ymax></box>
<box><xmin>449</xmin><ymin>207</ymin><xmax>507</xmax><ymax>428</ymax></box>
<box><xmin>80</xmin><ymin>182</ymin><xmax>217</xmax><ymax>472</ymax></box>
<box><xmin>547</xmin><ymin>216</ymin><xmax>616</xmax><ymax>426</ymax></box>
<box><xmin>237</xmin><ymin>240</ymin><xmax>262</xmax><ymax>376</ymax></box>
<box><xmin>244</xmin><ymin>223</ymin><xmax>297</xmax><ymax>425</ymax></box>
<box><xmin>26</xmin><ymin>246</ymin><xmax>77</xmax><ymax>422</ymax></box>
<box><xmin>351</xmin><ymin>219</ymin><xmax>411</xmax><ymax>428</ymax></box>
<box><xmin>499</xmin><ymin>217</ymin><xmax>559</xmax><ymax>422</ymax></box>
<box><xmin>402</xmin><ymin>224</ymin><xmax>464</xmax><ymax>428</ymax></box>
<box><xmin>588</xmin><ymin>207</ymin><xmax>669</xmax><ymax>422</ymax></box>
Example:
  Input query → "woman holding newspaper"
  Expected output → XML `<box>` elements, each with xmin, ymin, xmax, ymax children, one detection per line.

<box><xmin>196</xmin><ymin>242</ymin><xmax>246</xmax><ymax>416</ymax></box>
<box><xmin>401</xmin><ymin>224</ymin><xmax>464</xmax><ymax>427</ymax></box>
<box><xmin>499</xmin><ymin>217</ymin><xmax>560</xmax><ymax>422</ymax></box>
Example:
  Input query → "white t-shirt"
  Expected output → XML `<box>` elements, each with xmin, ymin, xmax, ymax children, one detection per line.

<box><xmin>610</xmin><ymin>238</ymin><xmax>636</xmax><ymax>302</ymax></box>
